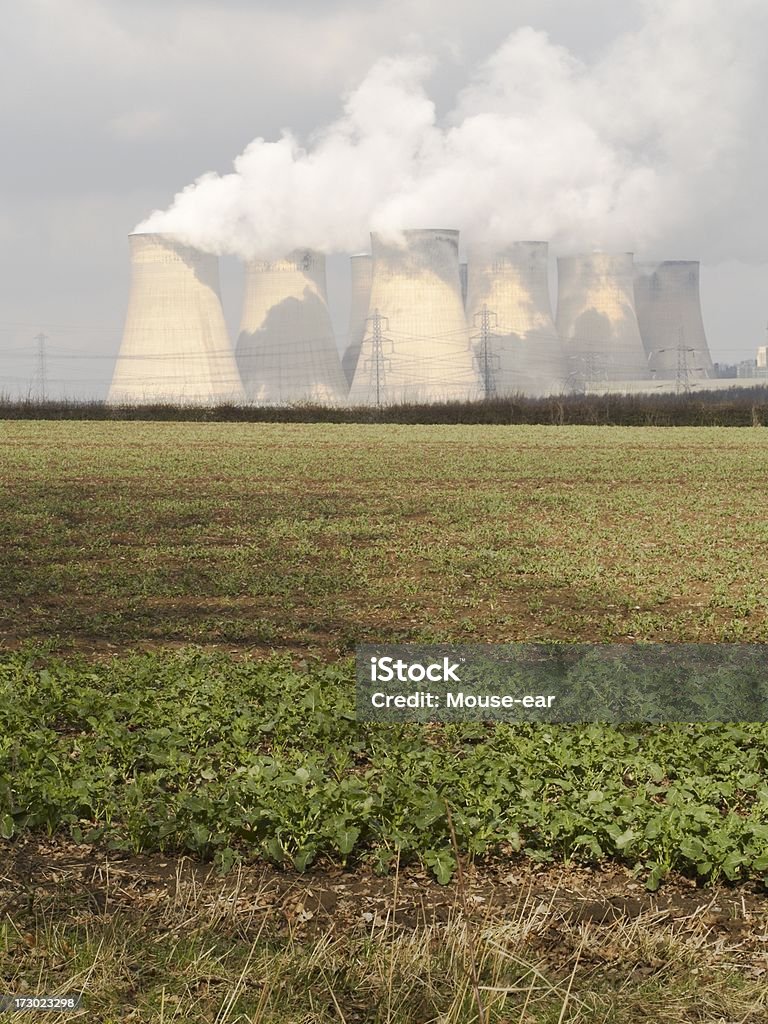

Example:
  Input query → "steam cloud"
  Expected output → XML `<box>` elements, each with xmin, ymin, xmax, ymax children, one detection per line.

<box><xmin>136</xmin><ymin>0</ymin><xmax>764</xmax><ymax>261</ymax></box>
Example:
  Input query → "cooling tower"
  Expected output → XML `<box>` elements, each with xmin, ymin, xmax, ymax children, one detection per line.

<box><xmin>465</xmin><ymin>241</ymin><xmax>566</xmax><ymax>397</ymax></box>
<box><xmin>108</xmin><ymin>233</ymin><xmax>245</xmax><ymax>405</ymax></box>
<box><xmin>341</xmin><ymin>253</ymin><xmax>373</xmax><ymax>385</ymax></box>
<box><xmin>236</xmin><ymin>250</ymin><xmax>347</xmax><ymax>405</ymax></box>
<box><xmin>556</xmin><ymin>253</ymin><xmax>650</xmax><ymax>384</ymax></box>
<box><xmin>634</xmin><ymin>261</ymin><xmax>715</xmax><ymax>379</ymax></box>
<box><xmin>347</xmin><ymin>229</ymin><xmax>480</xmax><ymax>405</ymax></box>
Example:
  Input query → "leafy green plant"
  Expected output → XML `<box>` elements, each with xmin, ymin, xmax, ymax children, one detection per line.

<box><xmin>2</xmin><ymin>650</ymin><xmax>767</xmax><ymax>889</ymax></box>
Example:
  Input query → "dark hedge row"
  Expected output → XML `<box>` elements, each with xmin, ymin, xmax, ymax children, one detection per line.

<box><xmin>1</xmin><ymin>387</ymin><xmax>767</xmax><ymax>426</ymax></box>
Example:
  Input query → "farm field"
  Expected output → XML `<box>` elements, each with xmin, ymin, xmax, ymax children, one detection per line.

<box><xmin>2</xmin><ymin>421</ymin><xmax>768</xmax><ymax>653</ymax></box>
<box><xmin>1</xmin><ymin>420</ymin><xmax>768</xmax><ymax>1022</ymax></box>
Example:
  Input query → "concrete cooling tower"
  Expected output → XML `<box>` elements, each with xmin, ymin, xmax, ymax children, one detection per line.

<box><xmin>348</xmin><ymin>229</ymin><xmax>480</xmax><ymax>405</ymax></box>
<box><xmin>634</xmin><ymin>261</ymin><xmax>715</xmax><ymax>380</ymax></box>
<box><xmin>465</xmin><ymin>241</ymin><xmax>566</xmax><ymax>397</ymax></box>
<box><xmin>556</xmin><ymin>253</ymin><xmax>650</xmax><ymax>385</ymax></box>
<box><xmin>236</xmin><ymin>250</ymin><xmax>347</xmax><ymax>405</ymax></box>
<box><xmin>341</xmin><ymin>253</ymin><xmax>373</xmax><ymax>386</ymax></box>
<box><xmin>108</xmin><ymin>233</ymin><xmax>245</xmax><ymax>405</ymax></box>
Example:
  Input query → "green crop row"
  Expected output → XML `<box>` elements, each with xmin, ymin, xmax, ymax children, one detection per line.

<box><xmin>2</xmin><ymin>649</ymin><xmax>767</xmax><ymax>889</ymax></box>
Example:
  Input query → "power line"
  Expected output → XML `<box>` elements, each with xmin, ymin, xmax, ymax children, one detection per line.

<box><xmin>0</xmin><ymin>321</ymin><xmax>121</xmax><ymax>332</ymax></box>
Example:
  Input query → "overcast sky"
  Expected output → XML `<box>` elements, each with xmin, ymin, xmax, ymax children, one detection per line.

<box><xmin>0</xmin><ymin>0</ymin><xmax>765</xmax><ymax>399</ymax></box>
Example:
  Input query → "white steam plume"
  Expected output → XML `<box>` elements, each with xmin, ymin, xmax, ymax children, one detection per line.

<box><xmin>136</xmin><ymin>0</ymin><xmax>765</xmax><ymax>260</ymax></box>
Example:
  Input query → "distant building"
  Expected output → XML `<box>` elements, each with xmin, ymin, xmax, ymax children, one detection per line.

<box><xmin>341</xmin><ymin>253</ymin><xmax>373</xmax><ymax>386</ymax></box>
<box><xmin>348</xmin><ymin>229</ymin><xmax>480</xmax><ymax>405</ymax></box>
<box><xmin>633</xmin><ymin>261</ymin><xmax>714</xmax><ymax>380</ymax></box>
<box><xmin>109</xmin><ymin>233</ymin><xmax>244</xmax><ymax>406</ymax></box>
<box><xmin>556</xmin><ymin>252</ymin><xmax>650</xmax><ymax>385</ymax></box>
<box><xmin>465</xmin><ymin>241</ymin><xmax>565</xmax><ymax>397</ymax></box>
<box><xmin>737</xmin><ymin>359</ymin><xmax>759</xmax><ymax>378</ymax></box>
<box><xmin>236</xmin><ymin>250</ymin><xmax>347</xmax><ymax>405</ymax></box>
<box><xmin>713</xmin><ymin>362</ymin><xmax>737</xmax><ymax>378</ymax></box>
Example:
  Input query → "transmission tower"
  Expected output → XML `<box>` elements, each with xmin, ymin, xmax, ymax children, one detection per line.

<box><xmin>33</xmin><ymin>332</ymin><xmax>48</xmax><ymax>401</ymax></box>
<box><xmin>472</xmin><ymin>305</ymin><xmax>499</xmax><ymax>399</ymax></box>
<box><xmin>568</xmin><ymin>351</ymin><xmax>606</xmax><ymax>393</ymax></box>
<box><xmin>363</xmin><ymin>309</ymin><xmax>392</xmax><ymax>407</ymax></box>
<box><xmin>657</xmin><ymin>330</ymin><xmax>702</xmax><ymax>394</ymax></box>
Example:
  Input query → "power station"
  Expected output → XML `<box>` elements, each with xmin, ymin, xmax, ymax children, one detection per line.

<box><xmin>108</xmin><ymin>233</ymin><xmax>244</xmax><ymax>405</ymax></box>
<box><xmin>556</xmin><ymin>252</ymin><xmax>650</xmax><ymax>386</ymax></box>
<box><xmin>106</xmin><ymin>230</ymin><xmax>733</xmax><ymax>406</ymax></box>
<box><xmin>465</xmin><ymin>241</ymin><xmax>565</xmax><ymax>397</ymax></box>
<box><xmin>633</xmin><ymin>261</ymin><xmax>715</xmax><ymax>381</ymax></box>
<box><xmin>347</xmin><ymin>229</ymin><xmax>480</xmax><ymax>405</ymax></box>
<box><xmin>236</xmin><ymin>250</ymin><xmax>347</xmax><ymax>405</ymax></box>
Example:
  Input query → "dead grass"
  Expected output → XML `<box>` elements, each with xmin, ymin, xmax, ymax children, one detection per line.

<box><xmin>2</xmin><ymin>843</ymin><xmax>766</xmax><ymax>1023</ymax></box>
